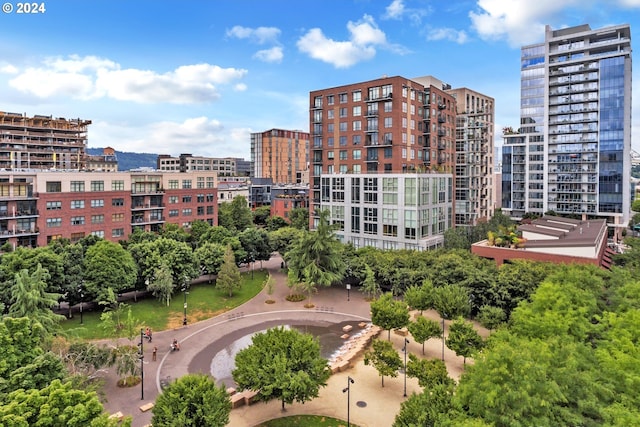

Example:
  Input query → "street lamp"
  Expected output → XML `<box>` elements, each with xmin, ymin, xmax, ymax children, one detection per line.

<box><xmin>346</xmin><ymin>284</ymin><xmax>351</xmax><ymax>301</ymax></box>
<box><xmin>138</xmin><ymin>328</ymin><xmax>144</xmax><ymax>400</ymax></box>
<box><xmin>251</xmin><ymin>255</ymin><xmax>255</xmax><ymax>279</ymax></box>
<box><xmin>182</xmin><ymin>282</ymin><xmax>189</xmax><ymax>326</ymax></box>
<box><xmin>78</xmin><ymin>282</ymin><xmax>84</xmax><ymax>325</ymax></box>
<box><xmin>342</xmin><ymin>376</ymin><xmax>355</xmax><ymax>427</ymax></box>
<box><xmin>403</xmin><ymin>338</ymin><xmax>410</xmax><ymax>397</ymax></box>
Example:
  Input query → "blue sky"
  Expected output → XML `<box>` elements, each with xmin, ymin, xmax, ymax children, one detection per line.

<box><xmin>0</xmin><ymin>0</ymin><xmax>638</xmax><ymax>158</ymax></box>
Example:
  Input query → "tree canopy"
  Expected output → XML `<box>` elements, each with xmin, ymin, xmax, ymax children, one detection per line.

<box><xmin>232</xmin><ymin>326</ymin><xmax>330</xmax><ymax>411</ymax></box>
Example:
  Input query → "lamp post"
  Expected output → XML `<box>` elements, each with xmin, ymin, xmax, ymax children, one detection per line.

<box><xmin>342</xmin><ymin>376</ymin><xmax>355</xmax><ymax>427</ymax></box>
<box><xmin>346</xmin><ymin>284</ymin><xmax>351</xmax><ymax>301</ymax></box>
<box><xmin>251</xmin><ymin>255</ymin><xmax>255</xmax><ymax>279</ymax></box>
<box><xmin>182</xmin><ymin>282</ymin><xmax>189</xmax><ymax>326</ymax></box>
<box><xmin>403</xmin><ymin>338</ymin><xmax>410</xmax><ymax>397</ymax></box>
<box><xmin>78</xmin><ymin>282</ymin><xmax>84</xmax><ymax>325</ymax></box>
<box><xmin>138</xmin><ymin>328</ymin><xmax>144</xmax><ymax>400</ymax></box>
<box><xmin>442</xmin><ymin>318</ymin><xmax>445</xmax><ymax>361</ymax></box>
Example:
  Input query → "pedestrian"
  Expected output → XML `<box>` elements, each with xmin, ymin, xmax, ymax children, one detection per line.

<box><xmin>152</xmin><ymin>346</ymin><xmax>157</xmax><ymax>361</ymax></box>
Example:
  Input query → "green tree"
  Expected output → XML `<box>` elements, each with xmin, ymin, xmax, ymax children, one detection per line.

<box><xmin>218</xmin><ymin>196</ymin><xmax>253</xmax><ymax>232</ymax></box>
<box><xmin>371</xmin><ymin>293</ymin><xmax>410</xmax><ymax>340</ymax></box>
<box><xmin>83</xmin><ymin>240</ymin><xmax>137</xmax><ymax>304</ymax></box>
<box><xmin>152</xmin><ymin>373</ymin><xmax>230</xmax><ymax>427</ymax></box>
<box><xmin>216</xmin><ymin>245</ymin><xmax>241</xmax><ymax>297</ymax></box>
<box><xmin>477</xmin><ymin>305</ymin><xmax>506</xmax><ymax>332</ymax></box>
<box><xmin>632</xmin><ymin>199</ymin><xmax>640</xmax><ymax>212</ymax></box>
<box><xmin>252</xmin><ymin>205</ymin><xmax>272</xmax><ymax>227</ymax></box>
<box><xmin>148</xmin><ymin>262</ymin><xmax>176</xmax><ymax>306</ymax></box>
<box><xmin>432</xmin><ymin>284</ymin><xmax>471</xmax><ymax>320</ymax></box>
<box><xmin>0</xmin><ymin>379</ymin><xmax>129</xmax><ymax>427</ymax></box>
<box><xmin>403</xmin><ymin>281</ymin><xmax>434</xmax><ymax>314</ymax></box>
<box><xmin>407</xmin><ymin>315</ymin><xmax>442</xmax><ymax>355</ymax></box>
<box><xmin>360</xmin><ymin>264</ymin><xmax>382</xmax><ymax>300</ymax></box>
<box><xmin>364</xmin><ymin>339</ymin><xmax>403</xmax><ymax>387</ymax></box>
<box><xmin>193</xmin><ymin>241</ymin><xmax>225</xmax><ymax>282</ymax></box>
<box><xmin>112</xmin><ymin>344</ymin><xmax>140</xmax><ymax>387</ymax></box>
<box><xmin>266</xmin><ymin>215</ymin><xmax>288</xmax><ymax>231</ymax></box>
<box><xmin>288</xmin><ymin>207</ymin><xmax>309</xmax><ymax>230</ymax></box>
<box><xmin>393</xmin><ymin>384</ymin><xmax>460</xmax><ymax>427</ymax></box>
<box><xmin>232</xmin><ymin>326</ymin><xmax>330</xmax><ymax>411</ymax></box>
<box><xmin>446</xmin><ymin>317</ymin><xmax>484</xmax><ymax>365</ymax></box>
<box><xmin>286</xmin><ymin>209</ymin><xmax>346</xmax><ymax>292</ymax></box>
<box><xmin>238</xmin><ymin>227</ymin><xmax>272</xmax><ymax>265</ymax></box>
<box><xmin>406</xmin><ymin>354</ymin><xmax>454</xmax><ymax>389</ymax></box>
<box><xmin>268</xmin><ymin>226</ymin><xmax>304</xmax><ymax>260</ymax></box>
<box><xmin>9</xmin><ymin>264</ymin><xmax>65</xmax><ymax>333</ymax></box>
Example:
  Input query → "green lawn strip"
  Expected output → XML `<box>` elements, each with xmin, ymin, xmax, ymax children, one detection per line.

<box><xmin>256</xmin><ymin>415</ymin><xmax>356</xmax><ymax>427</ymax></box>
<box><xmin>60</xmin><ymin>270</ymin><xmax>268</xmax><ymax>340</ymax></box>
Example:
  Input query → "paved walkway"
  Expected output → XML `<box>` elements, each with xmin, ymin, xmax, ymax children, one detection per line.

<box><xmin>100</xmin><ymin>255</ymin><xmax>471</xmax><ymax>427</ymax></box>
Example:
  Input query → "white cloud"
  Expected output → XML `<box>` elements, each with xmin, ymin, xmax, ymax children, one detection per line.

<box><xmin>616</xmin><ymin>0</ymin><xmax>640</xmax><ymax>6</ymax></box>
<box><xmin>297</xmin><ymin>15</ymin><xmax>387</xmax><ymax>68</ymax></box>
<box><xmin>427</xmin><ymin>28</ymin><xmax>469</xmax><ymax>44</ymax></box>
<box><xmin>226</xmin><ymin>26</ymin><xmax>281</xmax><ymax>44</ymax></box>
<box><xmin>7</xmin><ymin>55</ymin><xmax>247</xmax><ymax>104</ymax></box>
<box><xmin>469</xmin><ymin>0</ymin><xmax>583</xmax><ymax>46</ymax></box>
<box><xmin>253</xmin><ymin>46</ymin><xmax>284</xmax><ymax>63</ymax></box>
<box><xmin>234</xmin><ymin>83</ymin><xmax>248</xmax><ymax>91</ymax></box>
<box><xmin>0</xmin><ymin>64</ymin><xmax>18</xmax><ymax>74</ymax></box>
<box><xmin>384</xmin><ymin>0</ymin><xmax>405</xmax><ymax>19</ymax></box>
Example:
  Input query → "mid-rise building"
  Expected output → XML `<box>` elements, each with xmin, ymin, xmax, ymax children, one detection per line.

<box><xmin>157</xmin><ymin>153</ymin><xmax>238</xmax><ymax>176</ymax></box>
<box><xmin>0</xmin><ymin>170</ymin><xmax>218</xmax><ymax>249</ymax></box>
<box><xmin>0</xmin><ymin>112</ymin><xmax>91</xmax><ymax>170</ymax></box>
<box><xmin>271</xmin><ymin>183</ymin><xmax>309</xmax><ymax>221</ymax></box>
<box><xmin>502</xmin><ymin>23</ymin><xmax>632</xmax><ymax>238</ymax></box>
<box><xmin>250</xmin><ymin>128</ymin><xmax>309</xmax><ymax>184</ymax></box>
<box><xmin>86</xmin><ymin>147</ymin><xmax>118</xmax><ymax>172</ymax></box>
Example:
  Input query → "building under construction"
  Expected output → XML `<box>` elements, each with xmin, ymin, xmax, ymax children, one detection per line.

<box><xmin>0</xmin><ymin>112</ymin><xmax>91</xmax><ymax>170</ymax></box>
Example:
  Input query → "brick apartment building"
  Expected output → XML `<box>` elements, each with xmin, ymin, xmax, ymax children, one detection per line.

<box><xmin>0</xmin><ymin>170</ymin><xmax>218</xmax><ymax>248</ymax></box>
<box><xmin>250</xmin><ymin>128</ymin><xmax>309</xmax><ymax>184</ymax></box>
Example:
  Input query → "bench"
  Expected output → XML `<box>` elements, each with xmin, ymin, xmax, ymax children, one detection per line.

<box><xmin>139</xmin><ymin>402</ymin><xmax>154</xmax><ymax>412</ymax></box>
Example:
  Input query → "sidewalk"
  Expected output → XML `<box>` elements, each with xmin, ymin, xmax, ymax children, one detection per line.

<box><xmin>100</xmin><ymin>255</ymin><xmax>470</xmax><ymax>427</ymax></box>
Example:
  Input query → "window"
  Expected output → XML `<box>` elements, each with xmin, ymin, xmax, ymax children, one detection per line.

<box><xmin>339</xmin><ymin>150</ymin><xmax>347</xmax><ymax>160</ymax></box>
<box><xmin>353</xmin><ymin>135</ymin><xmax>361</xmax><ymax>145</ymax></box>
<box><xmin>206</xmin><ymin>194</ymin><xmax>214</xmax><ymax>202</ymax></box>
<box><xmin>327</xmin><ymin>151</ymin><xmax>334</xmax><ymax>160</ymax></box>
<box><xmin>352</xmin><ymin>164</ymin><xmax>361</xmax><ymax>173</ymax></box>
<box><xmin>353</xmin><ymin>106</ymin><xmax>361</xmax><ymax>116</ymax></box>
<box><xmin>90</xmin><ymin>181</ymin><xmax>104</xmax><ymax>191</ymax></box>
<box><xmin>112</xmin><ymin>213</ymin><xmax>124</xmax><ymax>222</ymax></box>
<box><xmin>353</xmin><ymin>149</ymin><xmax>361</xmax><ymax>160</ymax></box>
<box><xmin>353</xmin><ymin>120</ymin><xmax>362</xmax><ymax>131</ymax></box>
<box><xmin>169</xmin><ymin>209</ymin><xmax>179</xmax><ymax>217</ymax></box>
<box><xmin>182</xmin><ymin>195</ymin><xmax>192</xmax><ymax>203</ymax></box>
<box><xmin>169</xmin><ymin>196</ymin><xmax>179</xmax><ymax>204</ymax></box>
<box><xmin>46</xmin><ymin>201</ymin><xmax>62</xmax><ymax>210</ymax></box>
<box><xmin>197</xmin><ymin>206</ymin><xmax>205</xmax><ymax>215</ymax></box>
<box><xmin>206</xmin><ymin>206</ymin><xmax>214</xmax><ymax>214</ymax></box>
<box><xmin>182</xmin><ymin>208</ymin><xmax>192</xmax><ymax>216</ymax></box>
<box><xmin>112</xmin><ymin>228</ymin><xmax>125</xmax><ymax>238</ymax></box>
<box><xmin>70</xmin><ymin>181</ymin><xmax>85</xmax><ymax>192</ymax></box>
<box><xmin>46</xmin><ymin>182</ymin><xmax>61</xmax><ymax>193</ymax></box>
<box><xmin>71</xmin><ymin>216</ymin><xmax>85</xmax><ymax>225</ymax></box>
<box><xmin>340</xmin><ymin>122</ymin><xmax>347</xmax><ymax>132</ymax></box>
<box><xmin>169</xmin><ymin>180</ymin><xmax>179</xmax><ymax>189</ymax></box>
<box><xmin>339</xmin><ymin>93</ymin><xmax>348</xmax><ymax>103</ymax></box>
<box><xmin>91</xmin><ymin>230</ymin><xmax>105</xmax><ymax>238</ymax></box>
<box><xmin>112</xmin><ymin>198</ymin><xmax>124</xmax><ymax>207</ymax></box>
<box><xmin>327</xmin><ymin>109</ymin><xmax>334</xmax><ymax>119</ymax></box>
<box><xmin>91</xmin><ymin>214</ymin><xmax>104</xmax><ymax>224</ymax></box>
<box><xmin>327</xmin><ymin>95</ymin><xmax>334</xmax><ymax>105</ymax></box>
<box><xmin>91</xmin><ymin>199</ymin><xmax>104</xmax><ymax>208</ymax></box>
<box><xmin>384</xmin><ymin>117</ymin><xmax>393</xmax><ymax>128</ymax></box>
<box><xmin>183</xmin><ymin>180</ymin><xmax>192</xmax><ymax>189</ymax></box>
<box><xmin>71</xmin><ymin>200</ymin><xmax>85</xmax><ymax>209</ymax></box>
<box><xmin>46</xmin><ymin>218</ymin><xmax>62</xmax><ymax>227</ymax></box>
<box><xmin>197</xmin><ymin>194</ymin><xmax>205</xmax><ymax>203</ymax></box>
<box><xmin>111</xmin><ymin>180</ymin><xmax>124</xmax><ymax>191</ymax></box>
<box><xmin>352</xmin><ymin>91</ymin><xmax>362</xmax><ymax>102</ymax></box>
<box><xmin>71</xmin><ymin>232</ymin><xmax>85</xmax><ymax>242</ymax></box>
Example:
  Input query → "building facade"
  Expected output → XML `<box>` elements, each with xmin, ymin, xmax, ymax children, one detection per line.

<box><xmin>502</xmin><ymin>24</ymin><xmax>632</xmax><ymax>237</ymax></box>
<box><xmin>270</xmin><ymin>183</ymin><xmax>309</xmax><ymax>221</ymax></box>
<box><xmin>0</xmin><ymin>170</ymin><xmax>218</xmax><ymax>249</ymax></box>
<box><xmin>250</xmin><ymin>128</ymin><xmax>309</xmax><ymax>184</ymax></box>
<box><xmin>309</xmin><ymin>75</ymin><xmax>458</xmax><ymax>230</ymax></box>
<box><xmin>157</xmin><ymin>154</ymin><xmax>239</xmax><ymax>176</ymax></box>
<box><xmin>0</xmin><ymin>112</ymin><xmax>91</xmax><ymax>170</ymax></box>
<box><xmin>319</xmin><ymin>173</ymin><xmax>452</xmax><ymax>250</ymax></box>
<box><xmin>86</xmin><ymin>147</ymin><xmax>118</xmax><ymax>172</ymax></box>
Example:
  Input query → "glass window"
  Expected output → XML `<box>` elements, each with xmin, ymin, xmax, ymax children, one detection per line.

<box><xmin>70</xmin><ymin>181</ymin><xmax>85</xmax><ymax>192</ymax></box>
<box><xmin>46</xmin><ymin>181</ymin><xmax>62</xmax><ymax>193</ymax></box>
<box><xmin>71</xmin><ymin>200</ymin><xmax>85</xmax><ymax>209</ymax></box>
<box><xmin>112</xmin><ymin>180</ymin><xmax>125</xmax><ymax>191</ymax></box>
<box><xmin>352</xmin><ymin>91</ymin><xmax>362</xmax><ymax>102</ymax></box>
<box><xmin>91</xmin><ymin>214</ymin><xmax>104</xmax><ymax>224</ymax></box>
<box><xmin>46</xmin><ymin>218</ymin><xmax>62</xmax><ymax>227</ymax></box>
<box><xmin>112</xmin><ymin>198</ymin><xmax>124</xmax><ymax>207</ymax></box>
<box><xmin>182</xmin><ymin>180</ymin><xmax>192</xmax><ymax>189</ymax></box>
<box><xmin>91</xmin><ymin>199</ymin><xmax>104</xmax><ymax>207</ymax></box>
<box><xmin>112</xmin><ymin>228</ymin><xmax>125</xmax><ymax>237</ymax></box>
<box><xmin>90</xmin><ymin>181</ymin><xmax>104</xmax><ymax>191</ymax></box>
<box><xmin>46</xmin><ymin>201</ymin><xmax>61</xmax><ymax>210</ymax></box>
<box><xmin>112</xmin><ymin>213</ymin><xmax>124</xmax><ymax>222</ymax></box>
<box><xmin>71</xmin><ymin>216</ymin><xmax>85</xmax><ymax>225</ymax></box>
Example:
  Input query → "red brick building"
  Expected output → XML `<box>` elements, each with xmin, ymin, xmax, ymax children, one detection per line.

<box><xmin>0</xmin><ymin>170</ymin><xmax>218</xmax><ymax>248</ymax></box>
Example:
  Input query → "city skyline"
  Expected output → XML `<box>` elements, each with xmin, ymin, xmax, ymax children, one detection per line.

<box><xmin>0</xmin><ymin>0</ymin><xmax>638</xmax><ymax>158</ymax></box>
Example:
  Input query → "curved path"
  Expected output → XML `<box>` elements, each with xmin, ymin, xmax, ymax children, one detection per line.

<box><xmin>101</xmin><ymin>255</ymin><xmax>470</xmax><ymax>427</ymax></box>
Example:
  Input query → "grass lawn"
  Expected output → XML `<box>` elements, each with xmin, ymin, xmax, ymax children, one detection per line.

<box><xmin>60</xmin><ymin>270</ymin><xmax>268</xmax><ymax>340</ymax></box>
<box><xmin>256</xmin><ymin>415</ymin><xmax>357</xmax><ymax>427</ymax></box>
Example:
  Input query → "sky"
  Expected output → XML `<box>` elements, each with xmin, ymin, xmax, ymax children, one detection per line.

<box><xmin>0</xmin><ymin>0</ymin><xmax>639</xmax><ymax>159</ymax></box>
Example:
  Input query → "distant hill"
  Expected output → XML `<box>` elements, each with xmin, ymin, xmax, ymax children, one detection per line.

<box><xmin>87</xmin><ymin>148</ymin><xmax>158</xmax><ymax>171</ymax></box>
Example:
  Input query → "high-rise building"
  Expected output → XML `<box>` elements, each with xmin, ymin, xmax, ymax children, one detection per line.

<box><xmin>250</xmin><ymin>129</ymin><xmax>309</xmax><ymax>184</ymax></box>
<box><xmin>309</xmin><ymin>75</ymin><xmax>462</xmax><ymax>248</ymax></box>
<box><xmin>502</xmin><ymin>24</ymin><xmax>632</xmax><ymax>237</ymax></box>
<box><xmin>0</xmin><ymin>112</ymin><xmax>91</xmax><ymax>170</ymax></box>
